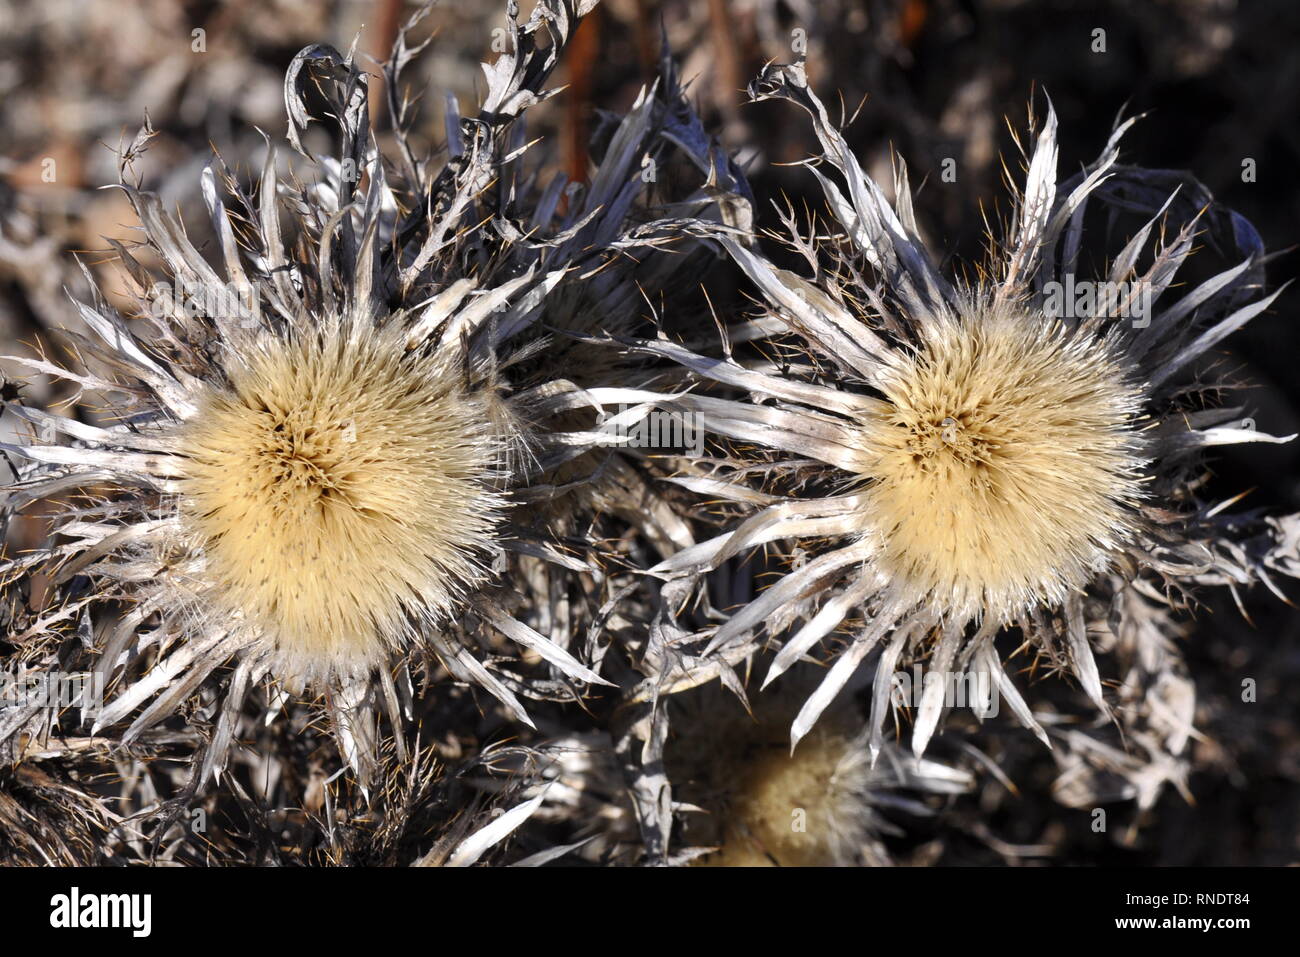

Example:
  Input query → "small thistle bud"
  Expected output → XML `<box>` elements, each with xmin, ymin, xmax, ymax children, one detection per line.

<box><xmin>525</xmin><ymin>669</ymin><xmax>972</xmax><ymax>866</ymax></box>
<box><xmin>666</xmin><ymin>673</ymin><xmax>971</xmax><ymax>866</ymax></box>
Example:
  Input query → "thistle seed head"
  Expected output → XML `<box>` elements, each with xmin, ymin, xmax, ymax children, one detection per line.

<box><xmin>689</xmin><ymin>723</ymin><xmax>864</xmax><ymax>867</ymax></box>
<box><xmin>178</xmin><ymin>321</ymin><xmax>505</xmax><ymax>684</ymax></box>
<box><xmin>667</xmin><ymin>674</ymin><xmax>972</xmax><ymax>866</ymax></box>
<box><xmin>855</xmin><ymin>303</ymin><xmax>1147</xmax><ymax>623</ymax></box>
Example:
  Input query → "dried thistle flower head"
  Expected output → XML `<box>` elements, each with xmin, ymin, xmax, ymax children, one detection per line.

<box><xmin>0</xmin><ymin>7</ymin><xmax>621</xmax><ymax>783</ymax></box>
<box><xmin>524</xmin><ymin>667</ymin><xmax>972</xmax><ymax>866</ymax></box>
<box><xmin>0</xmin><ymin>2</ymin><xmax>742</xmax><ymax>792</ymax></box>
<box><xmin>666</xmin><ymin>673</ymin><xmax>971</xmax><ymax>866</ymax></box>
<box><xmin>178</xmin><ymin>321</ymin><xmax>505</xmax><ymax>685</ymax></box>
<box><xmin>689</xmin><ymin>726</ymin><xmax>870</xmax><ymax>866</ymax></box>
<box><xmin>857</xmin><ymin>302</ymin><xmax>1146</xmax><ymax>623</ymax></box>
<box><xmin>637</xmin><ymin>61</ymin><xmax>1295</xmax><ymax>759</ymax></box>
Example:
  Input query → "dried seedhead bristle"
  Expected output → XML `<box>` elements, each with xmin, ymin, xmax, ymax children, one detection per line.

<box><xmin>853</xmin><ymin>301</ymin><xmax>1148</xmax><ymax>623</ymax></box>
<box><xmin>177</xmin><ymin>320</ymin><xmax>507</xmax><ymax>684</ymax></box>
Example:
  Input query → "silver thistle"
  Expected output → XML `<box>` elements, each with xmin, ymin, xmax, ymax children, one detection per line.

<box><xmin>0</xmin><ymin>1</ymin><xmax>731</xmax><ymax>791</ymax></box>
<box><xmin>633</xmin><ymin>61</ymin><xmax>1296</xmax><ymax>764</ymax></box>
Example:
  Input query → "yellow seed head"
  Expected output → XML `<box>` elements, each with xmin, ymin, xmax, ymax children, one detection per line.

<box><xmin>177</xmin><ymin>322</ymin><xmax>505</xmax><ymax>683</ymax></box>
<box><xmin>855</xmin><ymin>304</ymin><xmax>1147</xmax><ymax>623</ymax></box>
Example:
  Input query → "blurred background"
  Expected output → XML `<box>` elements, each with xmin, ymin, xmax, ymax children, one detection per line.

<box><xmin>0</xmin><ymin>0</ymin><xmax>1296</xmax><ymax>864</ymax></box>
